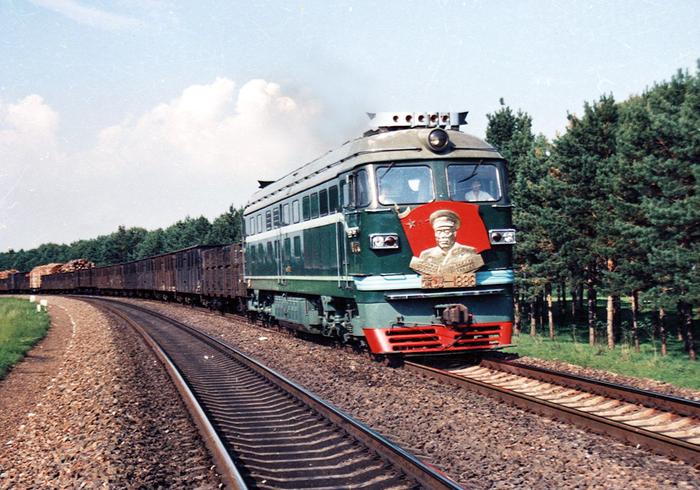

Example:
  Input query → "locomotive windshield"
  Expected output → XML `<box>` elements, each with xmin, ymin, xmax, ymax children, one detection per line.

<box><xmin>377</xmin><ymin>165</ymin><xmax>434</xmax><ymax>205</ymax></box>
<box><xmin>447</xmin><ymin>163</ymin><xmax>501</xmax><ymax>202</ymax></box>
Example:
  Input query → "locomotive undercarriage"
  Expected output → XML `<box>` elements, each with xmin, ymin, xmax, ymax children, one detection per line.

<box><xmin>247</xmin><ymin>290</ymin><xmax>358</xmax><ymax>344</ymax></box>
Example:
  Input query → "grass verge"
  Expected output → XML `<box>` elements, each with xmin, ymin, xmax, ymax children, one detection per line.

<box><xmin>506</xmin><ymin>332</ymin><xmax>700</xmax><ymax>391</ymax></box>
<box><xmin>0</xmin><ymin>297</ymin><xmax>51</xmax><ymax>380</ymax></box>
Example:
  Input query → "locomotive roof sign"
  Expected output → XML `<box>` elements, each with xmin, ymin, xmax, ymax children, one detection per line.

<box><xmin>367</xmin><ymin>111</ymin><xmax>468</xmax><ymax>130</ymax></box>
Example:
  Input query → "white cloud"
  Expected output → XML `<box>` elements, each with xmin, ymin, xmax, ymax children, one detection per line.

<box><xmin>30</xmin><ymin>0</ymin><xmax>142</xmax><ymax>30</ymax></box>
<box><xmin>92</xmin><ymin>77</ymin><xmax>325</xmax><ymax>180</ymax></box>
<box><xmin>0</xmin><ymin>79</ymin><xmax>328</xmax><ymax>251</ymax></box>
<box><xmin>0</xmin><ymin>94</ymin><xmax>61</xmax><ymax>176</ymax></box>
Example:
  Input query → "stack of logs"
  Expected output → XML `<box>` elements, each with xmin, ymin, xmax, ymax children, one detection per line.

<box><xmin>28</xmin><ymin>259</ymin><xmax>95</xmax><ymax>288</ymax></box>
<box><xmin>58</xmin><ymin>259</ymin><xmax>95</xmax><ymax>273</ymax></box>
<box><xmin>0</xmin><ymin>269</ymin><xmax>19</xmax><ymax>280</ymax></box>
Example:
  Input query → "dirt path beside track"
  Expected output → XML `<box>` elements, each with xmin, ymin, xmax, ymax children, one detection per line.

<box><xmin>0</xmin><ymin>297</ymin><xmax>221</xmax><ymax>488</ymax></box>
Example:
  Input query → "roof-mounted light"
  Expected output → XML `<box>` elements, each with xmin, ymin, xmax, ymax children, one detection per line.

<box><xmin>428</xmin><ymin>128</ymin><xmax>449</xmax><ymax>151</ymax></box>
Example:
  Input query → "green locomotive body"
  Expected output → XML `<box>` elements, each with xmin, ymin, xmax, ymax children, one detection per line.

<box><xmin>244</xmin><ymin>112</ymin><xmax>515</xmax><ymax>355</ymax></box>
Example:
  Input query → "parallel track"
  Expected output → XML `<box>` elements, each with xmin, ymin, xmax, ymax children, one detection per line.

<box><xmin>405</xmin><ymin>358</ymin><xmax>700</xmax><ymax>467</ymax></box>
<box><xmin>89</xmin><ymin>298</ymin><xmax>462</xmax><ymax>490</ymax></box>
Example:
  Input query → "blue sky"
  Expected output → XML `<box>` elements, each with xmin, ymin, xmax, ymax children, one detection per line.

<box><xmin>1</xmin><ymin>0</ymin><xmax>698</xmax><ymax>251</ymax></box>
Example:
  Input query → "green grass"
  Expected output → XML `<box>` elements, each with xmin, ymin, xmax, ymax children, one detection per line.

<box><xmin>506</xmin><ymin>330</ymin><xmax>700</xmax><ymax>391</ymax></box>
<box><xmin>0</xmin><ymin>298</ymin><xmax>51</xmax><ymax>380</ymax></box>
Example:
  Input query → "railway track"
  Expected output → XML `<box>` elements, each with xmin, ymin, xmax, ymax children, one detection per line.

<box><xmin>405</xmin><ymin>358</ymin><xmax>700</xmax><ymax>467</ymax></box>
<box><xmin>88</xmin><ymin>298</ymin><xmax>462</xmax><ymax>490</ymax></box>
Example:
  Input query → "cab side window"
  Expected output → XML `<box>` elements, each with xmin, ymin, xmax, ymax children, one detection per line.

<box><xmin>329</xmin><ymin>185</ymin><xmax>339</xmax><ymax>212</ymax></box>
<box><xmin>355</xmin><ymin>169</ymin><xmax>370</xmax><ymax>207</ymax></box>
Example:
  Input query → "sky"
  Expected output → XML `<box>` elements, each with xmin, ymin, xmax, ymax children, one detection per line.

<box><xmin>1</xmin><ymin>0</ymin><xmax>698</xmax><ymax>252</ymax></box>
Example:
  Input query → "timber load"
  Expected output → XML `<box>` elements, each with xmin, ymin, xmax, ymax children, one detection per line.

<box><xmin>59</xmin><ymin>258</ymin><xmax>95</xmax><ymax>273</ymax></box>
<box><xmin>29</xmin><ymin>263</ymin><xmax>64</xmax><ymax>289</ymax></box>
<box><xmin>0</xmin><ymin>269</ymin><xmax>19</xmax><ymax>280</ymax></box>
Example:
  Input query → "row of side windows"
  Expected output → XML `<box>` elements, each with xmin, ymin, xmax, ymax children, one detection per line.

<box><xmin>247</xmin><ymin>236</ymin><xmax>303</xmax><ymax>261</ymax></box>
<box><xmin>247</xmin><ymin>184</ymin><xmax>341</xmax><ymax>236</ymax></box>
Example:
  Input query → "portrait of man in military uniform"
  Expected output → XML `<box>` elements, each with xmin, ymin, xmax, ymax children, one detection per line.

<box><xmin>409</xmin><ymin>209</ymin><xmax>484</xmax><ymax>276</ymax></box>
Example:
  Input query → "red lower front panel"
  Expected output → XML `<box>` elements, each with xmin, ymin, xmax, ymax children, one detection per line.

<box><xmin>363</xmin><ymin>322</ymin><xmax>513</xmax><ymax>355</ymax></box>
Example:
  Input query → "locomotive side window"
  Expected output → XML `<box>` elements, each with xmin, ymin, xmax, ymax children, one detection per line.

<box><xmin>283</xmin><ymin>238</ymin><xmax>291</xmax><ymax>259</ymax></box>
<box><xmin>329</xmin><ymin>185</ymin><xmax>339</xmax><ymax>212</ymax></box>
<box><xmin>310</xmin><ymin>192</ymin><xmax>319</xmax><ymax>218</ymax></box>
<box><xmin>339</xmin><ymin>179</ymin><xmax>348</xmax><ymax>207</ymax></box>
<box><xmin>447</xmin><ymin>164</ymin><xmax>501</xmax><ymax>202</ymax></box>
<box><xmin>377</xmin><ymin>165</ymin><xmax>434</xmax><ymax>205</ymax></box>
<box><xmin>292</xmin><ymin>200</ymin><xmax>300</xmax><ymax>223</ymax></box>
<box><xmin>282</xmin><ymin>203</ymin><xmax>290</xmax><ymax>225</ymax></box>
<box><xmin>319</xmin><ymin>189</ymin><xmax>328</xmax><ymax>216</ymax></box>
<box><xmin>355</xmin><ymin>169</ymin><xmax>370</xmax><ymax>207</ymax></box>
<box><xmin>302</xmin><ymin>196</ymin><xmax>310</xmax><ymax>221</ymax></box>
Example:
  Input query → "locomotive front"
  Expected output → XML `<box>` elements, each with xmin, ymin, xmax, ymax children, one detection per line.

<box><xmin>244</xmin><ymin>112</ymin><xmax>514</xmax><ymax>356</ymax></box>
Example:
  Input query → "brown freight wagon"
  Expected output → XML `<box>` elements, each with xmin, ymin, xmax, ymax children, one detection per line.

<box><xmin>123</xmin><ymin>261</ymin><xmax>138</xmax><ymax>291</ymax></box>
<box><xmin>42</xmin><ymin>271</ymin><xmax>78</xmax><ymax>291</ymax></box>
<box><xmin>153</xmin><ymin>253</ymin><xmax>176</xmax><ymax>293</ymax></box>
<box><xmin>0</xmin><ymin>269</ymin><xmax>17</xmax><ymax>292</ymax></box>
<box><xmin>174</xmin><ymin>246</ymin><xmax>217</xmax><ymax>296</ymax></box>
<box><xmin>10</xmin><ymin>272</ymin><xmax>30</xmax><ymax>292</ymax></box>
<box><xmin>123</xmin><ymin>258</ymin><xmax>155</xmax><ymax>293</ymax></box>
<box><xmin>202</xmin><ymin>244</ymin><xmax>246</xmax><ymax>301</ymax></box>
<box><xmin>77</xmin><ymin>268</ymin><xmax>93</xmax><ymax>291</ymax></box>
<box><xmin>94</xmin><ymin>264</ymin><xmax>125</xmax><ymax>291</ymax></box>
<box><xmin>136</xmin><ymin>259</ymin><xmax>154</xmax><ymax>292</ymax></box>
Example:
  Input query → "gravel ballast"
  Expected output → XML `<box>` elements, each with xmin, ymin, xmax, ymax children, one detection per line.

<box><xmin>116</xmin><ymin>298</ymin><xmax>699</xmax><ymax>490</ymax></box>
<box><xmin>2</xmin><ymin>295</ymin><xmax>698</xmax><ymax>489</ymax></box>
<box><xmin>0</xmin><ymin>297</ymin><xmax>221</xmax><ymax>488</ymax></box>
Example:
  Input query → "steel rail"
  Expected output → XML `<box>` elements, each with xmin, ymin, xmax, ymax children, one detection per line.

<box><xmin>89</xmin><ymin>299</ymin><xmax>248</xmax><ymax>489</ymax></box>
<box><xmin>404</xmin><ymin>360</ymin><xmax>700</xmax><ymax>467</ymax></box>
<box><xmin>91</xmin><ymin>298</ymin><xmax>463</xmax><ymax>489</ymax></box>
<box><xmin>481</xmin><ymin>359</ymin><xmax>700</xmax><ymax>418</ymax></box>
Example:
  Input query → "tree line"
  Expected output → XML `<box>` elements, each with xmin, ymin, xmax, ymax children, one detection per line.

<box><xmin>486</xmin><ymin>64</ymin><xmax>698</xmax><ymax>360</ymax></box>
<box><xmin>0</xmin><ymin>206</ymin><xmax>244</xmax><ymax>271</ymax></box>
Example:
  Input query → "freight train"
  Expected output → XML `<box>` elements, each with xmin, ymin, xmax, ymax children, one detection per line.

<box><xmin>1</xmin><ymin>112</ymin><xmax>516</xmax><ymax>357</ymax></box>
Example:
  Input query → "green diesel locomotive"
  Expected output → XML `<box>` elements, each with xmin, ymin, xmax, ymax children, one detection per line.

<box><xmin>244</xmin><ymin>112</ymin><xmax>515</xmax><ymax>356</ymax></box>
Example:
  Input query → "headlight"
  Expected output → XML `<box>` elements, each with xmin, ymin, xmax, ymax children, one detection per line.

<box><xmin>427</xmin><ymin>129</ymin><xmax>449</xmax><ymax>151</ymax></box>
<box><xmin>369</xmin><ymin>234</ymin><xmax>400</xmax><ymax>250</ymax></box>
<box><xmin>489</xmin><ymin>229</ymin><xmax>516</xmax><ymax>244</ymax></box>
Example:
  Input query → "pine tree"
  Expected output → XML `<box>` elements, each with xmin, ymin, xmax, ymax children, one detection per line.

<box><xmin>164</xmin><ymin>216</ymin><xmax>212</xmax><ymax>251</ymax></box>
<box><xmin>548</xmin><ymin>95</ymin><xmax>619</xmax><ymax>345</ymax></box>
<box><xmin>134</xmin><ymin>229</ymin><xmax>167</xmax><ymax>259</ymax></box>
<box><xmin>634</xmin><ymin>68</ymin><xmax>699</xmax><ymax>358</ymax></box>
<box><xmin>486</xmin><ymin>102</ymin><xmax>561</xmax><ymax>336</ymax></box>
<box><xmin>205</xmin><ymin>205</ymin><xmax>244</xmax><ymax>245</ymax></box>
<box><xmin>100</xmin><ymin>226</ymin><xmax>148</xmax><ymax>265</ymax></box>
